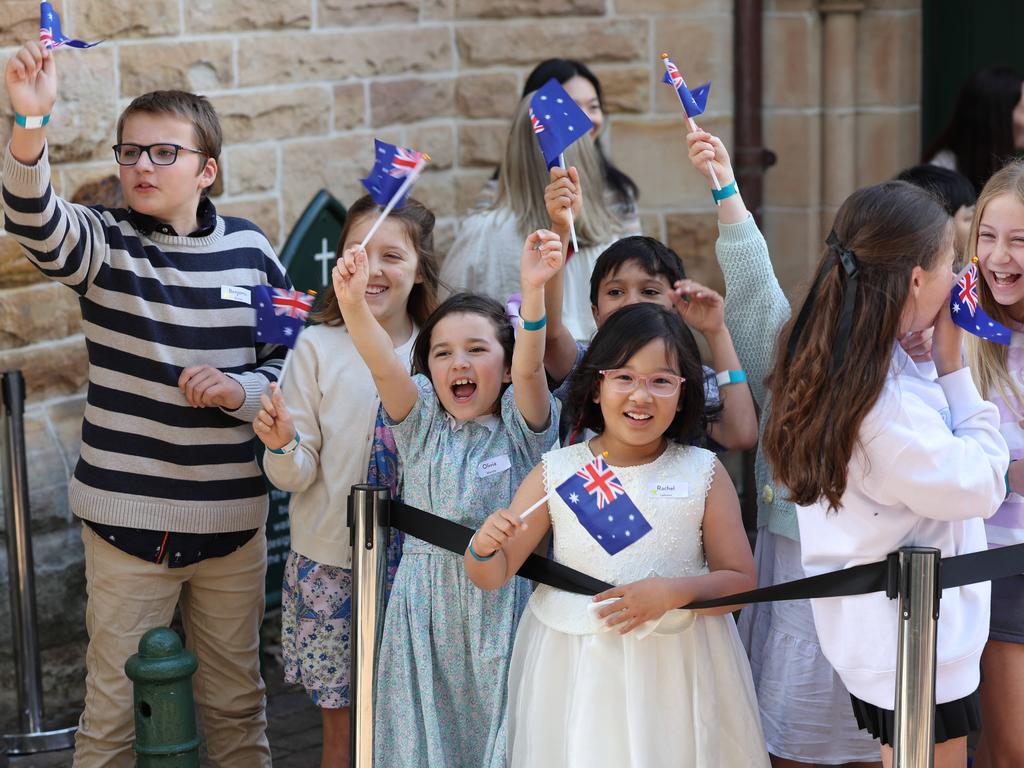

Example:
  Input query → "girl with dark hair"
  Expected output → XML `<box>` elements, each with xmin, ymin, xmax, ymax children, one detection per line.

<box><xmin>466</xmin><ymin>302</ymin><xmax>768</xmax><ymax>767</ymax></box>
<box><xmin>761</xmin><ymin>178</ymin><xmax>1007</xmax><ymax>767</ymax></box>
<box><xmin>335</xmin><ymin>224</ymin><xmax>563</xmax><ymax>767</ymax></box>
<box><xmin>924</xmin><ymin>65</ymin><xmax>1024</xmax><ymax>193</ymax></box>
<box><xmin>254</xmin><ymin>194</ymin><xmax>439</xmax><ymax>768</ymax></box>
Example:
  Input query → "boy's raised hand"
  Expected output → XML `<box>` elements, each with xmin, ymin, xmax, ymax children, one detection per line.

<box><xmin>253</xmin><ymin>383</ymin><xmax>296</xmax><ymax>451</ymax></box>
<box><xmin>5</xmin><ymin>42</ymin><xmax>57</xmax><ymax>118</ymax></box>
<box><xmin>333</xmin><ymin>245</ymin><xmax>370</xmax><ymax>306</ymax></box>
<box><xmin>687</xmin><ymin>129</ymin><xmax>735</xmax><ymax>186</ymax></box>
<box><xmin>544</xmin><ymin>166</ymin><xmax>581</xmax><ymax>237</ymax></box>
<box><xmin>672</xmin><ymin>278</ymin><xmax>725</xmax><ymax>336</ymax></box>
<box><xmin>520</xmin><ymin>228</ymin><xmax>564</xmax><ymax>290</ymax></box>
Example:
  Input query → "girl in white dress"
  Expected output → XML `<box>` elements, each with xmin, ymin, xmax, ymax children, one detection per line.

<box><xmin>465</xmin><ymin>302</ymin><xmax>770</xmax><ymax>768</ymax></box>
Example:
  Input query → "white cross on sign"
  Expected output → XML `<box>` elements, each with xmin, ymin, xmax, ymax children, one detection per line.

<box><xmin>315</xmin><ymin>237</ymin><xmax>335</xmax><ymax>287</ymax></box>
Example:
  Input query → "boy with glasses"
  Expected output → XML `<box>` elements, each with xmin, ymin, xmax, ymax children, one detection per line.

<box><xmin>3</xmin><ymin>41</ymin><xmax>284</xmax><ymax>767</ymax></box>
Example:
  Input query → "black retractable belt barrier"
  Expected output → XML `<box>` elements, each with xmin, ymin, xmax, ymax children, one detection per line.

<box><xmin>388</xmin><ymin>500</ymin><xmax>1024</xmax><ymax>609</ymax></box>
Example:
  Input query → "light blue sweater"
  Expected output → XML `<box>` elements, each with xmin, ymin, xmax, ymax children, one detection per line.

<box><xmin>716</xmin><ymin>215</ymin><xmax>797</xmax><ymax>539</ymax></box>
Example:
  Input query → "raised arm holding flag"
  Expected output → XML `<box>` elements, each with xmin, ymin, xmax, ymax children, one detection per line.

<box><xmin>661</xmin><ymin>53</ymin><xmax>726</xmax><ymax>200</ymax></box>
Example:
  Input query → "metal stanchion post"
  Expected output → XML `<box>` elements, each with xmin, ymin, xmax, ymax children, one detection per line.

<box><xmin>892</xmin><ymin>546</ymin><xmax>941</xmax><ymax>768</ymax></box>
<box><xmin>348</xmin><ymin>484</ymin><xmax>390</xmax><ymax>768</ymax></box>
<box><xmin>0</xmin><ymin>370</ymin><xmax>76</xmax><ymax>754</ymax></box>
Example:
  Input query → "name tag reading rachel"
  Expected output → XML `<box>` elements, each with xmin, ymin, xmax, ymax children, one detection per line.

<box><xmin>478</xmin><ymin>454</ymin><xmax>511</xmax><ymax>478</ymax></box>
<box><xmin>648</xmin><ymin>482</ymin><xmax>689</xmax><ymax>499</ymax></box>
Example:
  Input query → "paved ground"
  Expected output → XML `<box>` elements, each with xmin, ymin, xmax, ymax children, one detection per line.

<box><xmin>5</xmin><ymin>619</ymin><xmax>325</xmax><ymax>767</ymax></box>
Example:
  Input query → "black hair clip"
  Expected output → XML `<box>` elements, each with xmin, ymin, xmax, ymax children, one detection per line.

<box><xmin>826</xmin><ymin>231</ymin><xmax>859</xmax><ymax>278</ymax></box>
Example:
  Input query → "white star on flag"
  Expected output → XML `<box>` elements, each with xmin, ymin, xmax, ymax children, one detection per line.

<box><xmin>952</xmin><ymin>302</ymin><xmax>960</xmax><ymax>313</ymax></box>
<box><xmin>569</xmin><ymin>492</ymin><xmax>579</xmax><ymax>504</ymax></box>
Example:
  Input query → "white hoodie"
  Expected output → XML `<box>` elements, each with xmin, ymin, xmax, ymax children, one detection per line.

<box><xmin>797</xmin><ymin>344</ymin><xmax>1008</xmax><ymax>708</ymax></box>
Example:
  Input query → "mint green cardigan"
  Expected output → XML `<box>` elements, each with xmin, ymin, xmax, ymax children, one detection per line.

<box><xmin>717</xmin><ymin>215</ymin><xmax>798</xmax><ymax>540</ymax></box>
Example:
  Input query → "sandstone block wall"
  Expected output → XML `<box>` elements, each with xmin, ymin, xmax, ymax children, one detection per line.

<box><xmin>0</xmin><ymin>0</ymin><xmax>920</xmax><ymax>725</ymax></box>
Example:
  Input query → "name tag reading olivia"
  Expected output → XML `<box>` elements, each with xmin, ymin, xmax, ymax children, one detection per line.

<box><xmin>478</xmin><ymin>454</ymin><xmax>511</xmax><ymax>478</ymax></box>
<box><xmin>648</xmin><ymin>482</ymin><xmax>689</xmax><ymax>499</ymax></box>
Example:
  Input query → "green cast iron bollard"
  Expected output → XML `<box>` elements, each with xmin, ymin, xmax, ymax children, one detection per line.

<box><xmin>124</xmin><ymin>628</ymin><xmax>201</xmax><ymax>767</ymax></box>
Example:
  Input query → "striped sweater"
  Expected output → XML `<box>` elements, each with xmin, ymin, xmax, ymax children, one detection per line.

<box><xmin>2</xmin><ymin>145</ymin><xmax>289</xmax><ymax>533</ymax></box>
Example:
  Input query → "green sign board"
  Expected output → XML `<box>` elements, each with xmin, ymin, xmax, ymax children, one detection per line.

<box><xmin>264</xmin><ymin>189</ymin><xmax>347</xmax><ymax>608</ymax></box>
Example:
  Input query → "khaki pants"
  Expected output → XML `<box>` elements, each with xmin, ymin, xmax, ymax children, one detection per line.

<box><xmin>74</xmin><ymin>525</ymin><xmax>271</xmax><ymax>768</ymax></box>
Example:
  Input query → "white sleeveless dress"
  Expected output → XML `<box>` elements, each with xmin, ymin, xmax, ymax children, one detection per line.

<box><xmin>506</xmin><ymin>442</ymin><xmax>770</xmax><ymax>767</ymax></box>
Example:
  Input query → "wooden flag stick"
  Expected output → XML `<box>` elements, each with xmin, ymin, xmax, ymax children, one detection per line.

<box><xmin>558</xmin><ymin>153</ymin><xmax>580</xmax><ymax>255</ymax></box>
<box><xmin>660</xmin><ymin>54</ymin><xmax>722</xmax><ymax>195</ymax></box>
<box><xmin>359</xmin><ymin>155</ymin><xmax>430</xmax><ymax>249</ymax></box>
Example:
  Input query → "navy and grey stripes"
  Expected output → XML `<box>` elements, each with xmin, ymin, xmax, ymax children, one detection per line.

<box><xmin>2</xmin><ymin>146</ymin><xmax>290</xmax><ymax>533</ymax></box>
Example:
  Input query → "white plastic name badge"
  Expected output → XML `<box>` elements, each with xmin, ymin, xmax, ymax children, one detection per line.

<box><xmin>647</xmin><ymin>482</ymin><xmax>689</xmax><ymax>499</ymax></box>
<box><xmin>478</xmin><ymin>454</ymin><xmax>511</xmax><ymax>478</ymax></box>
<box><xmin>221</xmin><ymin>286</ymin><xmax>252</xmax><ymax>304</ymax></box>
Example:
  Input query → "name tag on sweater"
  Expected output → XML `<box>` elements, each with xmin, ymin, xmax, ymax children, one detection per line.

<box><xmin>647</xmin><ymin>482</ymin><xmax>689</xmax><ymax>499</ymax></box>
<box><xmin>221</xmin><ymin>285</ymin><xmax>252</xmax><ymax>304</ymax></box>
<box><xmin>478</xmin><ymin>455</ymin><xmax>511</xmax><ymax>478</ymax></box>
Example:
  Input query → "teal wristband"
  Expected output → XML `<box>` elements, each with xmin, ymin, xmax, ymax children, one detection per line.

<box><xmin>711</xmin><ymin>180</ymin><xmax>738</xmax><ymax>203</ymax></box>
<box><xmin>467</xmin><ymin>534</ymin><xmax>496</xmax><ymax>562</ymax></box>
<box><xmin>268</xmin><ymin>432</ymin><xmax>300</xmax><ymax>455</ymax></box>
<box><xmin>520</xmin><ymin>314</ymin><xmax>547</xmax><ymax>332</ymax></box>
<box><xmin>14</xmin><ymin>112</ymin><xmax>50</xmax><ymax>129</ymax></box>
<box><xmin>715</xmin><ymin>369</ymin><xmax>747</xmax><ymax>387</ymax></box>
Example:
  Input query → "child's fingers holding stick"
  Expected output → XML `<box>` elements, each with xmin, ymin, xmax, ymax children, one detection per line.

<box><xmin>474</xmin><ymin>507</ymin><xmax>528</xmax><ymax>557</ymax></box>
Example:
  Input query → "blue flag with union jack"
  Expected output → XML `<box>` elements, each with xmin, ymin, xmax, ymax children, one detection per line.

<box><xmin>253</xmin><ymin>286</ymin><xmax>314</xmax><ymax>349</ymax></box>
<box><xmin>360</xmin><ymin>139</ymin><xmax>426</xmax><ymax>207</ymax></box>
<box><xmin>529</xmin><ymin>79</ymin><xmax>594</xmax><ymax>170</ymax></box>
<box><xmin>950</xmin><ymin>263</ymin><xmax>1011</xmax><ymax>345</ymax></box>
<box><xmin>555</xmin><ymin>454</ymin><xmax>651</xmax><ymax>556</ymax></box>
<box><xmin>40</xmin><ymin>2</ymin><xmax>101</xmax><ymax>49</ymax></box>
<box><xmin>662</xmin><ymin>56</ymin><xmax>711</xmax><ymax>118</ymax></box>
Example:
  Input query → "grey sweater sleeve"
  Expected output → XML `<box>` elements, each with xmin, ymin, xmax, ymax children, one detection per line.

<box><xmin>716</xmin><ymin>215</ymin><xmax>791</xmax><ymax>407</ymax></box>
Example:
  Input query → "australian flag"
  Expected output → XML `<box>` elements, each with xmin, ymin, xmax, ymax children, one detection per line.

<box><xmin>662</xmin><ymin>56</ymin><xmax>711</xmax><ymax>118</ymax></box>
<box><xmin>40</xmin><ymin>2</ymin><xmax>101</xmax><ymax>49</ymax></box>
<box><xmin>361</xmin><ymin>139</ymin><xmax>426</xmax><ymax>207</ymax></box>
<box><xmin>950</xmin><ymin>263</ymin><xmax>1011</xmax><ymax>345</ymax></box>
<box><xmin>253</xmin><ymin>286</ymin><xmax>314</xmax><ymax>349</ymax></box>
<box><xmin>555</xmin><ymin>454</ymin><xmax>652</xmax><ymax>556</ymax></box>
<box><xmin>529</xmin><ymin>79</ymin><xmax>594</xmax><ymax>169</ymax></box>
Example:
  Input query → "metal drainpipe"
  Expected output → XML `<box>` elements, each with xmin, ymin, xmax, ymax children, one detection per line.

<box><xmin>733</xmin><ymin>0</ymin><xmax>775</xmax><ymax>527</ymax></box>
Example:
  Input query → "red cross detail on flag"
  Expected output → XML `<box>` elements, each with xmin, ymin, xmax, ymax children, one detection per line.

<box><xmin>665</xmin><ymin>60</ymin><xmax>684</xmax><ymax>90</ymax></box>
<box><xmin>271</xmin><ymin>288</ymin><xmax>314</xmax><ymax>321</ymax></box>
<box><xmin>40</xmin><ymin>27</ymin><xmax>54</xmax><ymax>47</ymax></box>
<box><xmin>529</xmin><ymin>108</ymin><xmax>545</xmax><ymax>135</ymax></box>
<box><xmin>576</xmin><ymin>455</ymin><xmax>626</xmax><ymax>510</ymax></box>
<box><xmin>388</xmin><ymin>146</ymin><xmax>424</xmax><ymax>178</ymax></box>
<box><xmin>958</xmin><ymin>265</ymin><xmax>979</xmax><ymax>315</ymax></box>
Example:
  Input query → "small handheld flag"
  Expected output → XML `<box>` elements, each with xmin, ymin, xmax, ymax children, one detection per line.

<box><xmin>660</xmin><ymin>53</ymin><xmax>722</xmax><ymax>194</ymax></box>
<box><xmin>253</xmin><ymin>285</ymin><xmax>314</xmax><ymax>349</ymax></box>
<box><xmin>358</xmin><ymin>139</ymin><xmax>428</xmax><ymax>248</ymax></box>
<box><xmin>555</xmin><ymin>453</ymin><xmax>652</xmax><ymax>556</ymax></box>
<box><xmin>529</xmin><ymin>79</ymin><xmax>594</xmax><ymax>170</ymax></box>
<box><xmin>950</xmin><ymin>262</ymin><xmax>1011</xmax><ymax>345</ymax></box>
<box><xmin>40</xmin><ymin>2</ymin><xmax>101</xmax><ymax>49</ymax></box>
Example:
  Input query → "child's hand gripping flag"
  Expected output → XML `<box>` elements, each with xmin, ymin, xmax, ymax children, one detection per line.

<box><xmin>555</xmin><ymin>453</ymin><xmax>652</xmax><ymax>556</ymax></box>
<box><xmin>358</xmin><ymin>138</ymin><xmax>428</xmax><ymax>248</ymax></box>
<box><xmin>950</xmin><ymin>262</ymin><xmax>1012</xmax><ymax>345</ymax></box>
<box><xmin>529</xmin><ymin>79</ymin><xmax>592</xmax><ymax>253</ymax></box>
<box><xmin>40</xmin><ymin>2</ymin><xmax>101</xmax><ymax>49</ymax></box>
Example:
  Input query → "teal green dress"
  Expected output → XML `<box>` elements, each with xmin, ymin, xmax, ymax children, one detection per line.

<box><xmin>374</xmin><ymin>374</ymin><xmax>558</xmax><ymax>768</ymax></box>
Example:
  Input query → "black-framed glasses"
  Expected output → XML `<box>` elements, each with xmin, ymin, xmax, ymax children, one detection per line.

<box><xmin>112</xmin><ymin>143</ymin><xmax>207</xmax><ymax>166</ymax></box>
<box><xmin>599</xmin><ymin>369</ymin><xmax>686</xmax><ymax>398</ymax></box>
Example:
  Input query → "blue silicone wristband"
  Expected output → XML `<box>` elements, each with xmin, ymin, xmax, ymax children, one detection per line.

<box><xmin>14</xmin><ymin>112</ymin><xmax>50</xmax><ymax>129</ymax></box>
<box><xmin>520</xmin><ymin>314</ymin><xmax>547</xmax><ymax>332</ymax></box>
<box><xmin>467</xmin><ymin>535</ymin><xmax>496</xmax><ymax>562</ymax></box>
<box><xmin>715</xmin><ymin>369</ymin><xmax>748</xmax><ymax>387</ymax></box>
<box><xmin>711</xmin><ymin>180</ymin><xmax>738</xmax><ymax>202</ymax></box>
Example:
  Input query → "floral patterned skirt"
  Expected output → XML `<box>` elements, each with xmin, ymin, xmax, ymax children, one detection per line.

<box><xmin>281</xmin><ymin>406</ymin><xmax>403</xmax><ymax>709</ymax></box>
